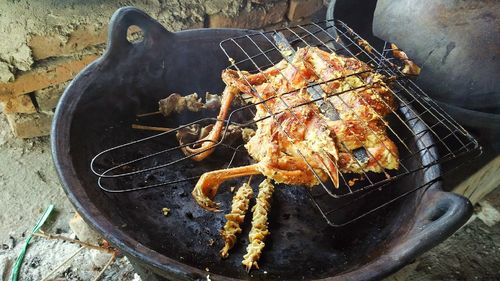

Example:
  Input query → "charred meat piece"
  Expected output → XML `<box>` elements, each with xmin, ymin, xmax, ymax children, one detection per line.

<box><xmin>159</xmin><ymin>92</ymin><xmax>222</xmax><ymax>117</ymax></box>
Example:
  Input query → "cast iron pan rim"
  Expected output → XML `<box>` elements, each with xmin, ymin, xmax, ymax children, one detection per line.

<box><xmin>51</xmin><ymin>6</ymin><xmax>471</xmax><ymax>281</ymax></box>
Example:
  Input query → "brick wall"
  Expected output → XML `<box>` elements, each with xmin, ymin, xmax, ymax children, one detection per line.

<box><xmin>0</xmin><ymin>0</ymin><xmax>324</xmax><ymax>138</ymax></box>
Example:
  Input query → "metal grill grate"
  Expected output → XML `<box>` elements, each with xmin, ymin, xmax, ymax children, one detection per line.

<box><xmin>90</xmin><ymin>20</ymin><xmax>480</xmax><ymax>226</ymax></box>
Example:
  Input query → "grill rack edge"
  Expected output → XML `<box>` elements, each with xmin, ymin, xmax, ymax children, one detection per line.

<box><xmin>90</xmin><ymin>20</ymin><xmax>481</xmax><ymax>227</ymax></box>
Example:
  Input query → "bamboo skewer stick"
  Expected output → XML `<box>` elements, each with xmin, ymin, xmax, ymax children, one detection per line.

<box><xmin>41</xmin><ymin>247</ymin><xmax>85</xmax><ymax>281</ymax></box>
<box><xmin>33</xmin><ymin>232</ymin><xmax>114</xmax><ymax>254</ymax></box>
<box><xmin>35</xmin><ymin>231</ymin><xmax>118</xmax><ymax>281</ymax></box>
<box><xmin>92</xmin><ymin>252</ymin><xmax>117</xmax><ymax>281</ymax></box>
<box><xmin>136</xmin><ymin>111</ymin><xmax>161</xmax><ymax>117</ymax></box>
<box><xmin>131</xmin><ymin>124</ymin><xmax>173</xmax><ymax>132</ymax></box>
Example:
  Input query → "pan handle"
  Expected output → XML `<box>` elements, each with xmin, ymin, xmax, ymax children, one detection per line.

<box><xmin>336</xmin><ymin>189</ymin><xmax>473</xmax><ymax>280</ymax></box>
<box><xmin>397</xmin><ymin>190</ymin><xmax>473</xmax><ymax>256</ymax></box>
<box><xmin>106</xmin><ymin>6</ymin><xmax>172</xmax><ymax>56</ymax></box>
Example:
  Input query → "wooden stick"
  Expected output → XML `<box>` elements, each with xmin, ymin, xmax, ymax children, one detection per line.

<box><xmin>131</xmin><ymin>124</ymin><xmax>173</xmax><ymax>132</ymax></box>
<box><xmin>136</xmin><ymin>111</ymin><xmax>161</xmax><ymax>117</ymax></box>
<box><xmin>41</xmin><ymin>247</ymin><xmax>85</xmax><ymax>281</ymax></box>
<box><xmin>92</xmin><ymin>252</ymin><xmax>117</xmax><ymax>281</ymax></box>
<box><xmin>33</xmin><ymin>232</ymin><xmax>114</xmax><ymax>254</ymax></box>
<box><xmin>35</xmin><ymin>232</ymin><xmax>118</xmax><ymax>281</ymax></box>
<box><xmin>247</xmin><ymin>175</ymin><xmax>253</xmax><ymax>186</ymax></box>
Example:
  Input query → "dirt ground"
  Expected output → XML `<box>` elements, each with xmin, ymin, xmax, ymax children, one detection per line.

<box><xmin>0</xmin><ymin>114</ymin><xmax>138</xmax><ymax>280</ymax></box>
<box><xmin>0</xmin><ymin>113</ymin><xmax>499</xmax><ymax>279</ymax></box>
<box><xmin>1</xmin><ymin>239</ymin><xmax>138</xmax><ymax>281</ymax></box>
<box><xmin>0</xmin><ymin>114</ymin><xmax>74</xmax><ymax>243</ymax></box>
<box><xmin>408</xmin><ymin>219</ymin><xmax>500</xmax><ymax>281</ymax></box>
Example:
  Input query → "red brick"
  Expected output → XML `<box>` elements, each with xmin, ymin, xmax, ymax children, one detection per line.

<box><xmin>5</xmin><ymin>111</ymin><xmax>53</xmax><ymax>138</ymax></box>
<box><xmin>209</xmin><ymin>1</ymin><xmax>288</xmax><ymax>29</ymax></box>
<box><xmin>29</xmin><ymin>25</ymin><xmax>107</xmax><ymax>60</ymax></box>
<box><xmin>287</xmin><ymin>0</ymin><xmax>323</xmax><ymax>21</ymax></box>
<box><xmin>34</xmin><ymin>82</ymin><xmax>69</xmax><ymax>112</ymax></box>
<box><xmin>0</xmin><ymin>54</ymin><xmax>98</xmax><ymax>98</ymax></box>
<box><xmin>0</xmin><ymin>94</ymin><xmax>36</xmax><ymax>114</ymax></box>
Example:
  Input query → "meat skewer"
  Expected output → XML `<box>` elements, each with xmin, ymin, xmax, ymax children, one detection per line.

<box><xmin>220</xmin><ymin>178</ymin><xmax>254</xmax><ymax>258</ymax></box>
<box><xmin>182</xmin><ymin>82</ymin><xmax>240</xmax><ymax>162</ymax></box>
<box><xmin>242</xmin><ymin>179</ymin><xmax>274</xmax><ymax>271</ymax></box>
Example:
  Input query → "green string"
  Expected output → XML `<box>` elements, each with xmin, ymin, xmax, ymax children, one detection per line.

<box><xmin>10</xmin><ymin>204</ymin><xmax>54</xmax><ymax>281</ymax></box>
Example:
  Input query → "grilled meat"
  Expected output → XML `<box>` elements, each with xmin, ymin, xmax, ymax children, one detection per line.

<box><xmin>242</xmin><ymin>179</ymin><xmax>274</xmax><ymax>271</ymax></box>
<box><xmin>180</xmin><ymin>46</ymin><xmax>401</xmax><ymax>272</ymax></box>
<box><xmin>189</xmin><ymin>46</ymin><xmax>399</xmax><ymax>211</ymax></box>
<box><xmin>220</xmin><ymin>180</ymin><xmax>253</xmax><ymax>258</ymax></box>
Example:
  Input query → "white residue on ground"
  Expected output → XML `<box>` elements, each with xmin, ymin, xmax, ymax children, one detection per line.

<box><xmin>0</xmin><ymin>232</ymin><xmax>138</xmax><ymax>281</ymax></box>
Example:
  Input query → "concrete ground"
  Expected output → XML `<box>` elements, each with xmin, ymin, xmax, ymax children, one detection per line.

<box><xmin>0</xmin><ymin>113</ymin><xmax>499</xmax><ymax>280</ymax></box>
<box><xmin>0</xmin><ymin>114</ymin><xmax>73</xmax><ymax>242</ymax></box>
<box><xmin>0</xmin><ymin>113</ymin><xmax>139</xmax><ymax>280</ymax></box>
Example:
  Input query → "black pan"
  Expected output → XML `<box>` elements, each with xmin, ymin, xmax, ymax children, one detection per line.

<box><xmin>51</xmin><ymin>7</ymin><xmax>473</xmax><ymax>281</ymax></box>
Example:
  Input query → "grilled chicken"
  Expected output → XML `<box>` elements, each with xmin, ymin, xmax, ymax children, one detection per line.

<box><xmin>331</xmin><ymin>119</ymin><xmax>399</xmax><ymax>173</ymax></box>
<box><xmin>188</xmin><ymin>46</ymin><xmax>399</xmax><ymax>211</ymax></box>
<box><xmin>181</xmin><ymin>46</ymin><xmax>401</xmax><ymax>271</ymax></box>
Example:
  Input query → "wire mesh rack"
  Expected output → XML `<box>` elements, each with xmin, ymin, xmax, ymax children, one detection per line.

<box><xmin>90</xmin><ymin>19</ymin><xmax>481</xmax><ymax>227</ymax></box>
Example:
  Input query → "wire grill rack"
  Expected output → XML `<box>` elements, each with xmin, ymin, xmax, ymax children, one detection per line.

<box><xmin>90</xmin><ymin>20</ymin><xmax>481</xmax><ymax>226</ymax></box>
